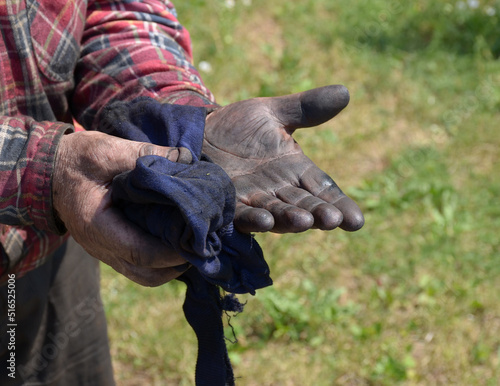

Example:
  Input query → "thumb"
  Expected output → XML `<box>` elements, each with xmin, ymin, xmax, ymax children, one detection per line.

<box><xmin>106</xmin><ymin>139</ymin><xmax>194</xmax><ymax>176</ymax></box>
<box><xmin>73</xmin><ymin>131</ymin><xmax>194</xmax><ymax>176</ymax></box>
<box><xmin>137</xmin><ymin>143</ymin><xmax>193</xmax><ymax>164</ymax></box>
<box><xmin>270</xmin><ymin>84</ymin><xmax>350</xmax><ymax>131</ymax></box>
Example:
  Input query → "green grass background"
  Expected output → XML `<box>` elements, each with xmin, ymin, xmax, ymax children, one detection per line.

<box><xmin>100</xmin><ymin>0</ymin><xmax>500</xmax><ymax>384</ymax></box>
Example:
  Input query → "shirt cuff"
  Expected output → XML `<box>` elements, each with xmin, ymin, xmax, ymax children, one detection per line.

<box><xmin>158</xmin><ymin>90</ymin><xmax>220</xmax><ymax>110</ymax></box>
<box><xmin>29</xmin><ymin>122</ymin><xmax>74</xmax><ymax>234</ymax></box>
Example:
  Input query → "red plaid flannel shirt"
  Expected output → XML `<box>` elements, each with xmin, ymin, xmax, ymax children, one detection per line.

<box><xmin>0</xmin><ymin>0</ymin><xmax>216</xmax><ymax>280</ymax></box>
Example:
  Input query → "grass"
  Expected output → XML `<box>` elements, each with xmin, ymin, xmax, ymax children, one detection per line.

<box><xmin>100</xmin><ymin>0</ymin><xmax>500</xmax><ymax>384</ymax></box>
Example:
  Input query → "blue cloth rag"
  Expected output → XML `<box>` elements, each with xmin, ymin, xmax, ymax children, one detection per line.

<box><xmin>99</xmin><ymin>97</ymin><xmax>273</xmax><ymax>385</ymax></box>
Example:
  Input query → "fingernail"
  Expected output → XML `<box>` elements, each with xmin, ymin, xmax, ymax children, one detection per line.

<box><xmin>139</xmin><ymin>144</ymin><xmax>156</xmax><ymax>157</ymax></box>
<box><xmin>166</xmin><ymin>148</ymin><xmax>180</xmax><ymax>161</ymax></box>
<box><xmin>177</xmin><ymin>148</ymin><xmax>193</xmax><ymax>164</ymax></box>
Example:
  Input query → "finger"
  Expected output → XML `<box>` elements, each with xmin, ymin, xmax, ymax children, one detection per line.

<box><xmin>139</xmin><ymin>144</ymin><xmax>193</xmax><ymax>164</ymax></box>
<box><xmin>332</xmin><ymin>196</ymin><xmax>365</xmax><ymax>232</ymax></box>
<box><xmin>270</xmin><ymin>85</ymin><xmax>350</xmax><ymax>130</ymax></box>
<box><xmin>108</xmin><ymin>137</ymin><xmax>192</xmax><ymax>175</ymax></box>
<box><xmin>101</xmin><ymin>208</ymin><xmax>186</xmax><ymax>268</ymax></box>
<box><xmin>276</xmin><ymin>186</ymin><xmax>343</xmax><ymax>230</ymax></box>
<box><xmin>245</xmin><ymin>192</ymin><xmax>315</xmax><ymax>233</ymax></box>
<box><xmin>233</xmin><ymin>202</ymin><xmax>275</xmax><ymax>233</ymax></box>
<box><xmin>129</xmin><ymin>142</ymin><xmax>193</xmax><ymax>167</ymax></box>
<box><xmin>66</xmin><ymin>131</ymin><xmax>193</xmax><ymax>177</ymax></box>
<box><xmin>89</xmin><ymin>202</ymin><xmax>187</xmax><ymax>269</ymax></box>
<box><xmin>300</xmin><ymin>170</ymin><xmax>365</xmax><ymax>232</ymax></box>
<box><xmin>105</xmin><ymin>258</ymin><xmax>188</xmax><ymax>287</ymax></box>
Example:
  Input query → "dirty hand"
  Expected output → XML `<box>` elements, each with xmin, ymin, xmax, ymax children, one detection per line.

<box><xmin>53</xmin><ymin>131</ymin><xmax>192</xmax><ymax>286</ymax></box>
<box><xmin>203</xmin><ymin>85</ymin><xmax>365</xmax><ymax>233</ymax></box>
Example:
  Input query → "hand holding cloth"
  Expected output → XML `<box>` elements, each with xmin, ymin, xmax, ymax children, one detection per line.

<box><xmin>99</xmin><ymin>98</ymin><xmax>273</xmax><ymax>385</ymax></box>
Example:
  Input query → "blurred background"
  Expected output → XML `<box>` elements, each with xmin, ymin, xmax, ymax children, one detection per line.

<box><xmin>100</xmin><ymin>0</ymin><xmax>500</xmax><ymax>384</ymax></box>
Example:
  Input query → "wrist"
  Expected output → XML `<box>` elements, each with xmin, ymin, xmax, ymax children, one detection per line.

<box><xmin>51</xmin><ymin>130</ymin><xmax>75</xmax><ymax>234</ymax></box>
<box><xmin>158</xmin><ymin>90</ymin><xmax>220</xmax><ymax>110</ymax></box>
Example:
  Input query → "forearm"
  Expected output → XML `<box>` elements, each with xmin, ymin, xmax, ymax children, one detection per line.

<box><xmin>73</xmin><ymin>0</ymin><xmax>217</xmax><ymax>131</ymax></box>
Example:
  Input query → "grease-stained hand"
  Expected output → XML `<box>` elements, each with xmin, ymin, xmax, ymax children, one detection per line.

<box><xmin>203</xmin><ymin>85</ymin><xmax>364</xmax><ymax>234</ymax></box>
<box><xmin>52</xmin><ymin>131</ymin><xmax>192</xmax><ymax>286</ymax></box>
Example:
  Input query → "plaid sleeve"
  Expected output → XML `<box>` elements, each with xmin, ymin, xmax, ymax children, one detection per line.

<box><xmin>0</xmin><ymin>117</ymin><xmax>72</xmax><ymax>231</ymax></box>
<box><xmin>0</xmin><ymin>117</ymin><xmax>73</xmax><ymax>279</ymax></box>
<box><xmin>72</xmin><ymin>0</ymin><xmax>218</xmax><ymax>131</ymax></box>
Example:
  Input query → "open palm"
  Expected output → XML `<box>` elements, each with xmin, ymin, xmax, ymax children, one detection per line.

<box><xmin>203</xmin><ymin>85</ymin><xmax>364</xmax><ymax>234</ymax></box>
